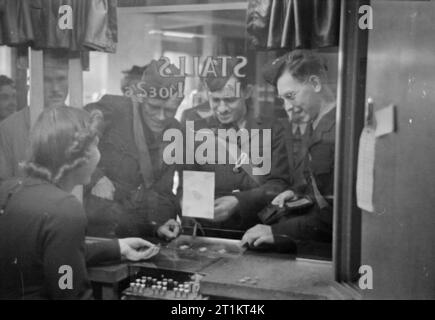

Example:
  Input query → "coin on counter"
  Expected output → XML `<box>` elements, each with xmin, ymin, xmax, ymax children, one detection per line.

<box><xmin>238</xmin><ymin>276</ymin><xmax>251</xmax><ymax>283</ymax></box>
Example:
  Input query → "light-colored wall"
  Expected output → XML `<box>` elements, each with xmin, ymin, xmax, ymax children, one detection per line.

<box><xmin>0</xmin><ymin>46</ymin><xmax>12</xmax><ymax>77</ymax></box>
<box><xmin>107</xmin><ymin>12</ymin><xmax>162</xmax><ymax>95</ymax></box>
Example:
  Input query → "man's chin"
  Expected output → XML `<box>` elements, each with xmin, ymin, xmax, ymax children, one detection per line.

<box><xmin>148</xmin><ymin>121</ymin><xmax>165</xmax><ymax>133</ymax></box>
<box><xmin>292</xmin><ymin>115</ymin><xmax>304</xmax><ymax>122</ymax></box>
<box><xmin>47</xmin><ymin>98</ymin><xmax>66</xmax><ymax>108</ymax></box>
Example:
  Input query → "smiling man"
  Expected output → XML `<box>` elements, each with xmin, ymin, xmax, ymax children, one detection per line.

<box><xmin>241</xmin><ymin>50</ymin><xmax>336</xmax><ymax>252</ymax></box>
<box><xmin>43</xmin><ymin>64</ymin><xmax>69</xmax><ymax>109</ymax></box>
<box><xmin>0</xmin><ymin>50</ymin><xmax>69</xmax><ymax>181</ymax></box>
<box><xmin>186</xmin><ymin>57</ymin><xmax>290</xmax><ymax>234</ymax></box>
<box><xmin>84</xmin><ymin>59</ymin><xmax>185</xmax><ymax>241</ymax></box>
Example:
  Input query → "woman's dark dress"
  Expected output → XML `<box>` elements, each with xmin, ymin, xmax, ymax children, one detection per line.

<box><xmin>0</xmin><ymin>177</ymin><xmax>120</xmax><ymax>299</ymax></box>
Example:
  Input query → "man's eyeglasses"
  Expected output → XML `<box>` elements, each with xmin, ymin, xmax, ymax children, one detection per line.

<box><xmin>277</xmin><ymin>90</ymin><xmax>299</xmax><ymax>102</ymax></box>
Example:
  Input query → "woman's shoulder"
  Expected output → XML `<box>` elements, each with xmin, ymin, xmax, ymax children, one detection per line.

<box><xmin>0</xmin><ymin>177</ymin><xmax>85</xmax><ymax>221</ymax></box>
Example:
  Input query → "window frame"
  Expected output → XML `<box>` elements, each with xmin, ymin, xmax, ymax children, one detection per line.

<box><xmin>117</xmin><ymin>0</ymin><xmax>367</xmax><ymax>294</ymax></box>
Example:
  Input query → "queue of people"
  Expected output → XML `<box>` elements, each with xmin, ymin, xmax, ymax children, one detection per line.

<box><xmin>0</xmin><ymin>49</ymin><xmax>336</xmax><ymax>299</ymax></box>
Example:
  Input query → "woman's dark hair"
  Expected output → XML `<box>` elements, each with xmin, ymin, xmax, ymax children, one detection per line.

<box><xmin>23</xmin><ymin>106</ymin><xmax>102</xmax><ymax>184</ymax></box>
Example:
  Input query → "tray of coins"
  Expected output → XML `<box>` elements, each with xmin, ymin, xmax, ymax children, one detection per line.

<box><xmin>122</xmin><ymin>266</ymin><xmax>207</xmax><ymax>300</ymax></box>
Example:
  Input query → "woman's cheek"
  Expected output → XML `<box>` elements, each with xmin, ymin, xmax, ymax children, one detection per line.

<box><xmin>94</xmin><ymin>147</ymin><xmax>101</xmax><ymax>166</ymax></box>
<box><xmin>86</xmin><ymin>145</ymin><xmax>100</xmax><ymax>176</ymax></box>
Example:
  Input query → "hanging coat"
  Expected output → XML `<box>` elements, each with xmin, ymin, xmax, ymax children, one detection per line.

<box><xmin>246</xmin><ymin>0</ymin><xmax>340</xmax><ymax>50</ymax></box>
<box><xmin>0</xmin><ymin>0</ymin><xmax>117</xmax><ymax>52</ymax></box>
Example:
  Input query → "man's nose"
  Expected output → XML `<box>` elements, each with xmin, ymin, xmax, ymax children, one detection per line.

<box><xmin>285</xmin><ymin>101</ymin><xmax>294</xmax><ymax>112</ymax></box>
<box><xmin>51</xmin><ymin>82</ymin><xmax>61</xmax><ymax>93</ymax></box>
<box><xmin>293</xmin><ymin>106</ymin><xmax>303</xmax><ymax>114</ymax></box>
<box><xmin>287</xmin><ymin>102</ymin><xmax>303</xmax><ymax>114</ymax></box>
<box><xmin>156</xmin><ymin>108</ymin><xmax>166</xmax><ymax>121</ymax></box>
<box><xmin>217</xmin><ymin>100</ymin><xmax>228</xmax><ymax>113</ymax></box>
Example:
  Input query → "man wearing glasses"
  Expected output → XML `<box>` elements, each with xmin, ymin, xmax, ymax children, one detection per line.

<box><xmin>241</xmin><ymin>50</ymin><xmax>336</xmax><ymax>253</ymax></box>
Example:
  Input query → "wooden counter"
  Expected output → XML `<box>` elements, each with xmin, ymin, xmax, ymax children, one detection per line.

<box><xmin>200</xmin><ymin>251</ymin><xmax>344</xmax><ymax>299</ymax></box>
<box><xmin>88</xmin><ymin>245</ymin><xmax>348</xmax><ymax>300</ymax></box>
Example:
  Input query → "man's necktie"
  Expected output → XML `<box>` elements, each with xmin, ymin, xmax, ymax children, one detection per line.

<box><xmin>293</xmin><ymin>125</ymin><xmax>302</xmax><ymax>163</ymax></box>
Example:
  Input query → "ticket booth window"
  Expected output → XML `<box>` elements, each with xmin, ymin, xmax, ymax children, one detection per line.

<box><xmin>81</xmin><ymin>1</ymin><xmax>340</xmax><ymax>262</ymax></box>
<box><xmin>0</xmin><ymin>0</ymin><xmax>376</xmax><ymax>300</ymax></box>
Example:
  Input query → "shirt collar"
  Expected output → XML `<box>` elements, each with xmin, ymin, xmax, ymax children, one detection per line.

<box><xmin>312</xmin><ymin>101</ymin><xmax>336</xmax><ymax>130</ymax></box>
<box><xmin>292</xmin><ymin>122</ymin><xmax>308</xmax><ymax>135</ymax></box>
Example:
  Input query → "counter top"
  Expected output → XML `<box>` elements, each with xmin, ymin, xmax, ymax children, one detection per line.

<box><xmin>88</xmin><ymin>244</ymin><xmax>346</xmax><ymax>300</ymax></box>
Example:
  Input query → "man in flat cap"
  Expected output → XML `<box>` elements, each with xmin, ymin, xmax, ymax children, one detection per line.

<box><xmin>0</xmin><ymin>50</ymin><xmax>69</xmax><ymax>181</ymax></box>
<box><xmin>84</xmin><ymin>59</ymin><xmax>185</xmax><ymax>240</ymax></box>
<box><xmin>120</xmin><ymin>65</ymin><xmax>147</xmax><ymax>97</ymax></box>
<box><xmin>241</xmin><ymin>50</ymin><xmax>336</xmax><ymax>253</ymax></box>
<box><xmin>185</xmin><ymin>57</ymin><xmax>290</xmax><ymax>234</ymax></box>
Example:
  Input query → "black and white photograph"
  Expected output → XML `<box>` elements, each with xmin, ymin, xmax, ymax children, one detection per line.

<box><xmin>0</xmin><ymin>0</ymin><xmax>434</xmax><ymax>304</ymax></box>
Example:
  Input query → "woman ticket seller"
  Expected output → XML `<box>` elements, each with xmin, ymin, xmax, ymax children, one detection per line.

<box><xmin>0</xmin><ymin>106</ymin><xmax>160</xmax><ymax>299</ymax></box>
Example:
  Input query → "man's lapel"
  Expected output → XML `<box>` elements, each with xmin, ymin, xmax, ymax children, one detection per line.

<box><xmin>241</xmin><ymin>110</ymin><xmax>261</xmax><ymax>148</ymax></box>
<box><xmin>279</xmin><ymin>118</ymin><xmax>296</xmax><ymax>173</ymax></box>
<box><xmin>131</xmin><ymin>99</ymin><xmax>155</xmax><ymax>189</ymax></box>
<box><xmin>293</xmin><ymin>124</ymin><xmax>311</xmax><ymax>171</ymax></box>
<box><xmin>308</xmin><ymin>108</ymin><xmax>336</xmax><ymax>150</ymax></box>
<box><xmin>230</xmin><ymin>111</ymin><xmax>261</xmax><ymax>183</ymax></box>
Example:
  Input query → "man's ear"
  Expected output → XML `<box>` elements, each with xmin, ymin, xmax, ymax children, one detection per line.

<box><xmin>308</xmin><ymin>75</ymin><xmax>322</xmax><ymax>93</ymax></box>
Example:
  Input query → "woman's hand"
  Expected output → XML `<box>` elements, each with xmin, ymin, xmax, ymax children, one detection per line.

<box><xmin>118</xmin><ymin>238</ymin><xmax>159</xmax><ymax>261</ymax></box>
<box><xmin>271</xmin><ymin>190</ymin><xmax>296</xmax><ymax>208</ymax></box>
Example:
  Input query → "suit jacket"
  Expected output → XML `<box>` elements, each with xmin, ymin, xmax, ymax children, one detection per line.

<box><xmin>271</xmin><ymin>108</ymin><xmax>336</xmax><ymax>246</ymax></box>
<box><xmin>280</xmin><ymin>108</ymin><xmax>335</xmax><ymax>203</ymax></box>
<box><xmin>84</xmin><ymin>95</ymin><xmax>181</xmax><ymax>238</ymax></box>
<box><xmin>0</xmin><ymin>107</ymin><xmax>30</xmax><ymax>182</ymax></box>
<box><xmin>0</xmin><ymin>177</ymin><xmax>120</xmax><ymax>299</ymax></box>
<box><xmin>188</xmin><ymin>112</ymin><xmax>291</xmax><ymax>230</ymax></box>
